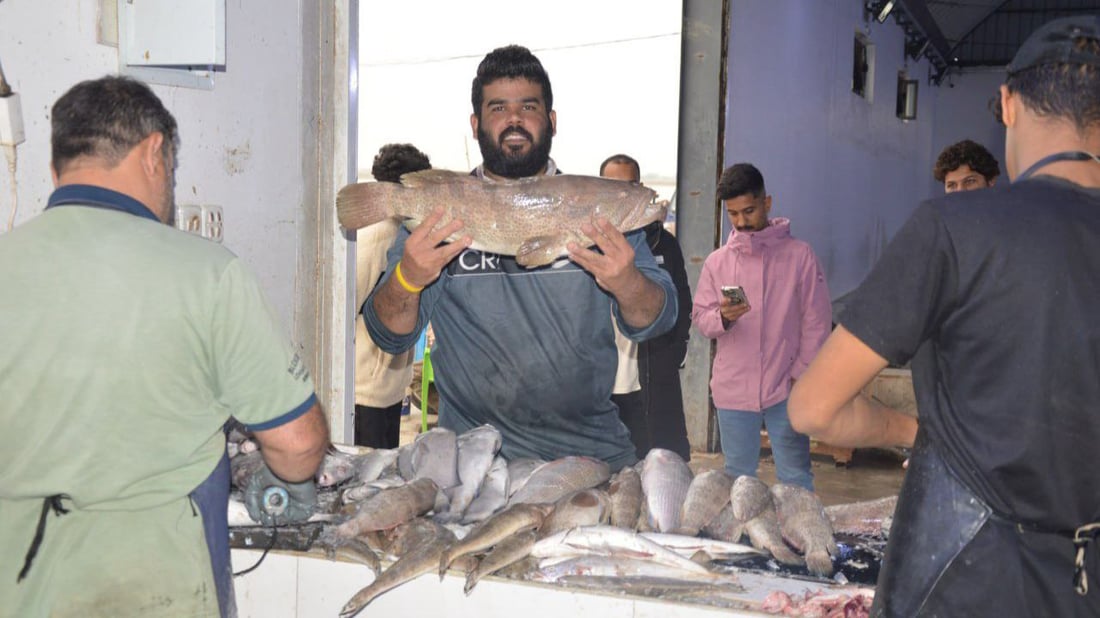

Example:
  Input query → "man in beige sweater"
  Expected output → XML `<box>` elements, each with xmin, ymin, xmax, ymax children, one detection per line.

<box><xmin>354</xmin><ymin>144</ymin><xmax>431</xmax><ymax>447</ymax></box>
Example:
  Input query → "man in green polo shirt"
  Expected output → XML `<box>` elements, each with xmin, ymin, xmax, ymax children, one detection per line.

<box><xmin>0</xmin><ymin>76</ymin><xmax>330</xmax><ymax>617</ymax></box>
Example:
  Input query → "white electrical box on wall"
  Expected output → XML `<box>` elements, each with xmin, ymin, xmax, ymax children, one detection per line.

<box><xmin>117</xmin><ymin>0</ymin><xmax>226</xmax><ymax>90</ymax></box>
<box><xmin>175</xmin><ymin>204</ymin><xmax>223</xmax><ymax>243</ymax></box>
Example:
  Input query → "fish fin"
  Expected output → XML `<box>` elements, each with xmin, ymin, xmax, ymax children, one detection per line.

<box><xmin>463</xmin><ymin>568</ymin><xmax>481</xmax><ymax>596</ymax></box>
<box><xmin>399</xmin><ymin>169</ymin><xmax>471</xmax><ymax>188</ymax></box>
<box><xmin>516</xmin><ymin>235</ymin><xmax>572</xmax><ymax>268</ymax></box>
<box><xmin>804</xmin><ymin>549</ymin><xmax>835</xmax><ymax>577</ymax></box>
<box><xmin>671</xmin><ymin>526</ymin><xmax>700</xmax><ymax>537</ymax></box>
<box><xmin>336</xmin><ymin>182</ymin><xmax>399</xmax><ymax>230</ymax></box>
<box><xmin>689</xmin><ymin>550</ymin><xmax>713</xmax><ymax>566</ymax></box>
<box><xmin>438</xmin><ymin>550</ymin><xmax>451</xmax><ymax>581</ymax></box>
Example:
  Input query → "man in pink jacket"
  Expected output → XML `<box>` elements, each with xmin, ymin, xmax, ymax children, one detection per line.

<box><xmin>691</xmin><ymin>163</ymin><xmax>832</xmax><ymax>490</ymax></box>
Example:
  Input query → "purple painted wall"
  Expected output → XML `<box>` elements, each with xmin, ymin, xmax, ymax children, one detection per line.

<box><xmin>724</xmin><ymin>0</ymin><xmax>942</xmax><ymax>296</ymax></box>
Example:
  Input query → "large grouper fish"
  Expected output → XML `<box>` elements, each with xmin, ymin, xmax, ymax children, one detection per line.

<box><xmin>336</xmin><ymin>169</ymin><xmax>668</xmax><ymax>268</ymax></box>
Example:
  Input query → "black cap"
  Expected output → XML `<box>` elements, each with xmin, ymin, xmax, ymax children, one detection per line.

<box><xmin>1007</xmin><ymin>15</ymin><xmax>1100</xmax><ymax>74</ymax></box>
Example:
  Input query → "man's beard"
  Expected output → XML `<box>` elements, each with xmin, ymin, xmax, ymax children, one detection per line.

<box><xmin>478</xmin><ymin>123</ymin><xmax>553</xmax><ymax>178</ymax></box>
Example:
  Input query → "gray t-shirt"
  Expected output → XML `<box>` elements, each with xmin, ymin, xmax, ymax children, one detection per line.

<box><xmin>364</xmin><ymin>227</ymin><xmax>677</xmax><ymax>471</ymax></box>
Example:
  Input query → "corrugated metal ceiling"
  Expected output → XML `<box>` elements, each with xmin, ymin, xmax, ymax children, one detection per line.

<box><xmin>867</xmin><ymin>0</ymin><xmax>1100</xmax><ymax>83</ymax></box>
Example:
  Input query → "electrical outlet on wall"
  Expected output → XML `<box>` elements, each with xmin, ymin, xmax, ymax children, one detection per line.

<box><xmin>175</xmin><ymin>204</ymin><xmax>222</xmax><ymax>242</ymax></box>
<box><xmin>175</xmin><ymin>204</ymin><xmax>202</xmax><ymax>235</ymax></box>
<box><xmin>201</xmin><ymin>205</ymin><xmax>223</xmax><ymax>243</ymax></box>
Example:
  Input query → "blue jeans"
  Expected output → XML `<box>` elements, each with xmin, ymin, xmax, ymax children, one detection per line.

<box><xmin>717</xmin><ymin>399</ymin><xmax>814</xmax><ymax>491</ymax></box>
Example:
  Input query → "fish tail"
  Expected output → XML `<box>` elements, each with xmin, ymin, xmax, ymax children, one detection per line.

<box><xmin>336</xmin><ymin>182</ymin><xmax>399</xmax><ymax>230</ymax></box>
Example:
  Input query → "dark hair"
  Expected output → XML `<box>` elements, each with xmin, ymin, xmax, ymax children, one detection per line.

<box><xmin>599</xmin><ymin>154</ymin><xmax>640</xmax><ymax>178</ymax></box>
<box><xmin>471</xmin><ymin>45</ymin><xmax>553</xmax><ymax>115</ymax></box>
<box><xmin>1006</xmin><ymin>34</ymin><xmax>1100</xmax><ymax>133</ymax></box>
<box><xmin>51</xmin><ymin>75</ymin><xmax>179</xmax><ymax>175</ymax></box>
<box><xmin>933</xmin><ymin>139</ymin><xmax>1000</xmax><ymax>183</ymax></box>
<box><xmin>717</xmin><ymin>163</ymin><xmax>766</xmax><ymax>200</ymax></box>
<box><xmin>371</xmin><ymin>143</ymin><xmax>431</xmax><ymax>183</ymax></box>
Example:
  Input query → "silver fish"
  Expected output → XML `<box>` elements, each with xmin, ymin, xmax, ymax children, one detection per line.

<box><xmin>462</xmin><ymin>456</ymin><xmax>510</xmax><ymax>524</ymax></box>
<box><xmin>336</xmin><ymin>170</ymin><xmax>667</xmax><ymax>268</ymax></box>
<box><xmin>530</xmin><ymin>525</ymin><xmax>712</xmax><ymax>575</ymax></box>
<box><xmin>505</xmin><ymin>458</ymin><xmax>546</xmax><ymax>498</ymax></box>
<box><xmin>339</xmin><ymin>474</ymin><xmax>407</xmax><ymax>505</ymax></box>
<box><xmin>676</xmin><ymin>469</ymin><xmax>735</xmax><ymax>536</ymax></box>
<box><xmin>770</xmin><ymin>483</ymin><xmax>838</xmax><ymax>576</ymax></box>
<box><xmin>507</xmin><ymin>456</ymin><xmax>610</xmax><ymax>506</ymax></box>
<box><xmin>440</xmin><ymin>425</ymin><xmax>502</xmax><ymax>522</ymax></box>
<box><xmin>396</xmin><ymin>442</ymin><xmax>415</xmax><ymax>481</ymax></box>
<box><xmin>530</xmin><ymin>555</ymin><xmax>740</xmax><ymax>587</ymax></box>
<box><xmin>410</xmin><ymin>427</ymin><xmax>460</xmax><ymax>490</ymax></box>
<box><xmin>640</xmin><ymin>448</ymin><xmax>694</xmax><ymax>532</ymax></box>
<box><xmin>637</xmin><ymin>532</ymin><xmax>761</xmax><ymax>561</ymax></box>
<box><xmin>316</xmin><ymin>448</ymin><xmax>361</xmax><ymax>488</ymax></box>
<box><xmin>729</xmin><ymin>476</ymin><xmax>802</xmax><ymax>566</ymax></box>
<box><xmin>355</xmin><ymin>448</ymin><xmax>400</xmax><ymax>484</ymax></box>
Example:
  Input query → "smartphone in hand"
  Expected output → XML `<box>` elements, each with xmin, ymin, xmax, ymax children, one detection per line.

<box><xmin>721</xmin><ymin>285</ymin><xmax>748</xmax><ymax>306</ymax></box>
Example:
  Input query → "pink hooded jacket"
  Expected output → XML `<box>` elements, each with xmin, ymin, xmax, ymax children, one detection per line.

<box><xmin>691</xmin><ymin>217</ymin><xmax>832</xmax><ymax>411</ymax></box>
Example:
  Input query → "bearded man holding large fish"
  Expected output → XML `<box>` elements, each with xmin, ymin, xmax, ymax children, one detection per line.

<box><xmin>344</xmin><ymin>45</ymin><xmax>677</xmax><ymax>471</ymax></box>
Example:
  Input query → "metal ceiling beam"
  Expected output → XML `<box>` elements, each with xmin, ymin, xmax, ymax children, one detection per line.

<box><xmin>896</xmin><ymin>0</ymin><xmax>954</xmax><ymax>67</ymax></box>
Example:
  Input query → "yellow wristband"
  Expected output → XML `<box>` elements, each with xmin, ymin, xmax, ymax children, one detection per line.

<box><xmin>394</xmin><ymin>261</ymin><xmax>424</xmax><ymax>294</ymax></box>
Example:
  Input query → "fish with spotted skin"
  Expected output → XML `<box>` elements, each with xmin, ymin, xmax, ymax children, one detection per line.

<box><xmin>730</xmin><ymin>476</ymin><xmax>802</xmax><ymax>566</ymax></box>
<box><xmin>702</xmin><ymin>502</ymin><xmax>745</xmax><ymax>544</ymax></box>
<box><xmin>336</xmin><ymin>170</ymin><xmax>667</xmax><ymax>268</ymax></box>
<box><xmin>438</xmin><ymin>503</ymin><xmax>550</xmax><ymax>578</ymax></box>
<box><xmin>507</xmin><ymin>456</ymin><xmax>610</xmax><ymax>506</ymax></box>
<box><xmin>770</xmin><ymin>483</ymin><xmax>838</xmax><ymax>576</ymax></box>
<box><xmin>334</xmin><ymin>478</ymin><xmax>438</xmax><ymax>538</ymax></box>
<box><xmin>675</xmin><ymin>469</ymin><xmax>734</xmax><ymax>537</ymax></box>
<box><xmin>607</xmin><ymin>466</ymin><xmax>643</xmax><ymax>530</ymax></box>
<box><xmin>537</xmin><ymin>489</ymin><xmax>611</xmax><ymax>539</ymax></box>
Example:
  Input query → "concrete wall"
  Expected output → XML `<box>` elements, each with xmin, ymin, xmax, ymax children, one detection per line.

<box><xmin>723</xmin><ymin>0</ymin><xmax>938</xmax><ymax>297</ymax></box>
<box><xmin>0</xmin><ymin>1</ymin><xmax>351</xmax><ymax>431</ymax></box>
<box><xmin>1</xmin><ymin>1</ymin><xmax>303</xmax><ymax>324</ymax></box>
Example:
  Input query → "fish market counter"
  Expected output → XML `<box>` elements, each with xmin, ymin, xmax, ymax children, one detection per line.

<box><xmin>231</xmin><ymin>548</ymin><xmax>871</xmax><ymax>617</ymax></box>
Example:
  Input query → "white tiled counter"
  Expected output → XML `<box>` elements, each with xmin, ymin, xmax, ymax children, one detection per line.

<box><xmin>232</xmin><ymin>549</ymin><xmax>864</xmax><ymax>617</ymax></box>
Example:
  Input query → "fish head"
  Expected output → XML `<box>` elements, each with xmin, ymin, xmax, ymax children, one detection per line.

<box><xmin>608</xmin><ymin>185</ymin><xmax>664</xmax><ymax>232</ymax></box>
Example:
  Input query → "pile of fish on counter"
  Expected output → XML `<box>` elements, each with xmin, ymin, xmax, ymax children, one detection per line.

<box><xmin>227</xmin><ymin>424</ymin><xmax>894</xmax><ymax>618</ymax></box>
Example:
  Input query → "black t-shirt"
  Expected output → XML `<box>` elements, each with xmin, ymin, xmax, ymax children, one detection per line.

<box><xmin>840</xmin><ymin>177</ymin><xmax>1100</xmax><ymax>530</ymax></box>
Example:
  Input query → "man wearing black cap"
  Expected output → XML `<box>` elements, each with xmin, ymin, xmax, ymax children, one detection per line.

<box><xmin>789</xmin><ymin>16</ymin><xmax>1100</xmax><ymax>616</ymax></box>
